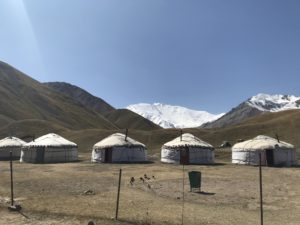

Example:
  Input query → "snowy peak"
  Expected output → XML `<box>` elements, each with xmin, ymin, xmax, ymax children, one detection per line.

<box><xmin>127</xmin><ymin>94</ymin><xmax>300</xmax><ymax>129</ymax></box>
<box><xmin>247</xmin><ymin>94</ymin><xmax>300</xmax><ymax>112</ymax></box>
<box><xmin>126</xmin><ymin>103</ymin><xmax>224</xmax><ymax>128</ymax></box>
<box><xmin>202</xmin><ymin>93</ymin><xmax>300</xmax><ymax>129</ymax></box>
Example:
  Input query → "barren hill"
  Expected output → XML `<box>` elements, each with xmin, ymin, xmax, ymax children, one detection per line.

<box><xmin>0</xmin><ymin>61</ymin><xmax>160</xmax><ymax>140</ymax></box>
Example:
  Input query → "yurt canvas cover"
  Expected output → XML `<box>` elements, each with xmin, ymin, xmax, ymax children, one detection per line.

<box><xmin>91</xmin><ymin>133</ymin><xmax>147</xmax><ymax>163</ymax></box>
<box><xmin>232</xmin><ymin>135</ymin><xmax>298</xmax><ymax>166</ymax></box>
<box><xmin>161</xmin><ymin>133</ymin><xmax>214</xmax><ymax>164</ymax></box>
<box><xmin>0</xmin><ymin>137</ymin><xmax>26</xmax><ymax>160</ymax></box>
<box><xmin>21</xmin><ymin>133</ymin><xmax>78</xmax><ymax>163</ymax></box>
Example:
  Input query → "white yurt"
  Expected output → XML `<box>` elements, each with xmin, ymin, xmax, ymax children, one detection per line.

<box><xmin>232</xmin><ymin>135</ymin><xmax>298</xmax><ymax>166</ymax></box>
<box><xmin>20</xmin><ymin>133</ymin><xmax>78</xmax><ymax>163</ymax></box>
<box><xmin>0</xmin><ymin>137</ymin><xmax>26</xmax><ymax>160</ymax></box>
<box><xmin>91</xmin><ymin>133</ymin><xmax>147</xmax><ymax>163</ymax></box>
<box><xmin>161</xmin><ymin>133</ymin><xmax>214</xmax><ymax>164</ymax></box>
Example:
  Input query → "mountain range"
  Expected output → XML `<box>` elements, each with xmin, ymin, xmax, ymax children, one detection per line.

<box><xmin>1</xmin><ymin>60</ymin><xmax>300</xmax><ymax>153</ymax></box>
<box><xmin>127</xmin><ymin>94</ymin><xmax>300</xmax><ymax>129</ymax></box>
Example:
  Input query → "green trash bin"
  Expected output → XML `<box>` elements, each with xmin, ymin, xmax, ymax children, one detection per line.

<box><xmin>188</xmin><ymin>171</ymin><xmax>201</xmax><ymax>192</ymax></box>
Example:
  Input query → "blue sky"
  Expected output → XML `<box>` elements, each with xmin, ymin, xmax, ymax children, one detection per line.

<box><xmin>1</xmin><ymin>0</ymin><xmax>300</xmax><ymax>114</ymax></box>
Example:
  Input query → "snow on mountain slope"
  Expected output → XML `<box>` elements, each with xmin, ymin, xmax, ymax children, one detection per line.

<box><xmin>126</xmin><ymin>103</ymin><xmax>224</xmax><ymax>128</ymax></box>
<box><xmin>247</xmin><ymin>94</ymin><xmax>300</xmax><ymax>112</ymax></box>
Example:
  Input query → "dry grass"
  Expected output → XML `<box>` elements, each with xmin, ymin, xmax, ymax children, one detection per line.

<box><xmin>0</xmin><ymin>152</ymin><xmax>299</xmax><ymax>225</ymax></box>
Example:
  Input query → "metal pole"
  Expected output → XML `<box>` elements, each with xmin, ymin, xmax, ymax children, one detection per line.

<box><xmin>115</xmin><ymin>169</ymin><xmax>122</xmax><ymax>220</ymax></box>
<box><xmin>10</xmin><ymin>151</ymin><xmax>14</xmax><ymax>207</ymax></box>
<box><xmin>259</xmin><ymin>152</ymin><xmax>264</xmax><ymax>225</ymax></box>
<box><xmin>181</xmin><ymin>164</ymin><xmax>185</xmax><ymax>225</ymax></box>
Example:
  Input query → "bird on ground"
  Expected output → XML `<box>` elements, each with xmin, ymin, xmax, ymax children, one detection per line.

<box><xmin>130</xmin><ymin>177</ymin><xmax>135</xmax><ymax>185</ymax></box>
<box><xmin>144</xmin><ymin>174</ymin><xmax>150</xmax><ymax>180</ymax></box>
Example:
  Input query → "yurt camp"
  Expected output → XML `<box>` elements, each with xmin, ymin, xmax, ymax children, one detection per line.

<box><xmin>91</xmin><ymin>133</ymin><xmax>147</xmax><ymax>163</ymax></box>
<box><xmin>0</xmin><ymin>136</ymin><xmax>26</xmax><ymax>160</ymax></box>
<box><xmin>232</xmin><ymin>135</ymin><xmax>298</xmax><ymax>166</ymax></box>
<box><xmin>161</xmin><ymin>133</ymin><xmax>214</xmax><ymax>164</ymax></box>
<box><xmin>20</xmin><ymin>133</ymin><xmax>78</xmax><ymax>163</ymax></box>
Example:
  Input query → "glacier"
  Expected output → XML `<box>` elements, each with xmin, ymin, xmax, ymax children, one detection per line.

<box><xmin>127</xmin><ymin>103</ymin><xmax>225</xmax><ymax>128</ymax></box>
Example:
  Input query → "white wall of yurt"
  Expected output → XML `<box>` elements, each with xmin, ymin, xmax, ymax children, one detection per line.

<box><xmin>20</xmin><ymin>133</ymin><xmax>78</xmax><ymax>163</ymax></box>
<box><xmin>161</xmin><ymin>133</ymin><xmax>214</xmax><ymax>164</ymax></box>
<box><xmin>91</xmin><ymin>133</ymin><xmax>147</xmax><ymax>163</ymax></box>
<box><xmin>232</xmin><ymin>135</ymin><xmax>298</xmax><ymax>166</ymax></box>
<box><xmin>0</xmin><ymin>137</ymin><xmax>26</xmax><ymax>159</ymax></box>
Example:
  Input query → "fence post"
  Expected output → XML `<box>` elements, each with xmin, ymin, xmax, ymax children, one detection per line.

<box><xmin>181</xmin><ymin>164</ymin><xmax>185</xmax><ymax>225</ymax></box>
<box><xmin>10</xmin><ymin>151</ymin><xmax>14</xmax><ymax>207</ymax></box>
<box><xmin>115</xmin><ymin>169</ymin><xmax>122</xmax><ymax>220</ymax></box>
<box><xmin>259</xmin><ymin>152</ymin><xmax>264</xmax><ymax>225</ymax></box>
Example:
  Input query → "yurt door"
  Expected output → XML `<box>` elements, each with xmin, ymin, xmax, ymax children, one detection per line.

<box><xmin>36</xmin><ymin>147</ymin><xmax>45</xmax><ymax>163</ymax></box>
<box><xmin>105</xmin><ymin>149</ymin><xmax>112</xmax><ymax>163</ymax></box>
<box><xmin>266</xmin><ymin>149</ymin><xmax>274</xmax><ymax>166</ymax></box>
<box><xmin>180</xmin><ymin>148</ymin><xmax>189</xmax><ymax>165</ymax></box>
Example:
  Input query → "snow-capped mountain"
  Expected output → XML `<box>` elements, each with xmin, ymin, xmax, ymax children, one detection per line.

<box><xmin>247</xmin><ymin>94</ymin><xmax>300</xmax><ymax>112</ymax></box>
<box><xmin>126</xmin><ymin>103</ymin><xmax>224</xmax><ymax>128</ymax></box>
<box><xmin>203</xmin><ymin>93</ymin><xmax>300</xmax><ymax>128</ymax></box>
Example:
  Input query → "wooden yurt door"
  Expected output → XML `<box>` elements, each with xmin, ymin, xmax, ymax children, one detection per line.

<box><xmin>105</xmin><ymin>149</ymin><xmax>112</xmax><ymax>163</ymax></box>
<box><xmin>180</xmin><ymin>148</ymin><xmax>189</xmax><ymax>165</ymax></box>
<box><xmin>36</xmin><ymin>147</ymin><xmax>45</xmax><ymax>163</ymax></box>
<box><xmin>266</xmin><ymin>149</ymin><xmax>274</xmax><ymax>166</ymax></box>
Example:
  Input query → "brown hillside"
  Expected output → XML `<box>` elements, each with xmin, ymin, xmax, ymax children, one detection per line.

<box><xmin>104</xmin><ymin>109</ymin><xmax>161</xmax><ymax>130</ymax></box>
<box><xmin>56</xmin><ymin>110</ymin><xmax>300</xmax><ymax>159</ymax></box>
<box><xmin>0</xmin><ymin>119</ymin><xmax>68</xmax><ymax>140</ymax></box>
<box><xmin>0</xmin><ymin>61</ymin><xmax>117</xmax><ymax>130</ymax></box>
<box><xmin>44</xmin><ymin>82</ymin><xmax>115</xmax><ymax>115</ymax></box>
<box><xmin>202</xmin><ymin>109</ymin><xmax>300</xmax><ymax>148</ymax></box>
<box><xmin>45</xmin><ymin>82</ymin><xmax>161</xmax><ymax>131</ymax></box>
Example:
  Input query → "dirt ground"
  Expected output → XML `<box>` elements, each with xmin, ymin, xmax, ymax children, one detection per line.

<box><xmin>0</xmin><ymin>151</ymin><xmax>299</xmax><ymax>225</ymax></box>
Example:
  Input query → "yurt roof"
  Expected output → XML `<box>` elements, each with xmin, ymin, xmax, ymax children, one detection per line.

<box><xmin>232</xmin><ymin>135</ymin><xmax>294</xmax><ymax>151</ymax></box>
<box><xmin>93</xmin><ymin>133</ymin><xmax>145</xmax><ymax>149</ymax></box>
<box><xmin>162</xmin><ymin>133</ymin><xmax>213</xmax><ymax>149</ymax></box>
<box><xmin>0</xmin><ymin>137</ymin><xmax>26</xmax><ymax>148</ymax></box>
<box><xmin>24</xmin><ymin>133</ymin><xmax>77</xmax><ymax>147</ymax></box>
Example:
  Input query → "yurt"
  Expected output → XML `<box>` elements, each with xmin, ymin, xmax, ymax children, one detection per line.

<box><xmin>0</xmin><ymin>137</ymin><xmax>26</xmax><ymax>160</ymax></box>
<box><xmin>20</xmin><ymin>133</ymin><xmax>78</xmax><ymax>163</ymax></box>
<box><xmin>232</xmin><ymin>135</ymin><xmax>298</xmax><ymax>166</ymax></box>
<box><xmin>91</xmin><ymin>133</ymin><xmax>147</xmax><ymax>163</ymax></box>
<box><xmin>161</xmin><ymin>133</ymin><xmax>214</xmax><ymax>164</ymax></box>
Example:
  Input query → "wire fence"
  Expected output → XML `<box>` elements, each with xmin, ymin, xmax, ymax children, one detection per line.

<box><xmin>0</xmin><ymin>157</ymin><xmax>300</xmax><ymax>225</ymax></box>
